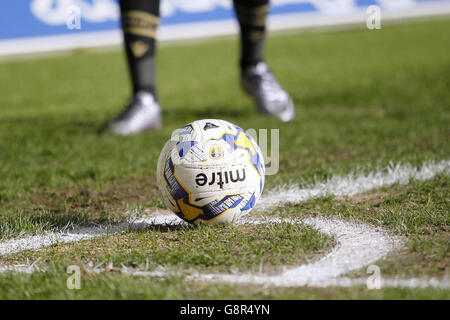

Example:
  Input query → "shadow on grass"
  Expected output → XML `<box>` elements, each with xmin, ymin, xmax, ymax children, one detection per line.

<box><xmin>126</xmin><ymin>221</ymin><xmax>194</xmax><ymax>234</ymax></box>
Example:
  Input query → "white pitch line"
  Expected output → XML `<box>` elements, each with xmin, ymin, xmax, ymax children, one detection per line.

<box><xmin>326</xmin><ymin>277</ymin><xmax>450</xmax><ymax>289</ymax></box>
<box><xmin>0</xmin><ymin>264</ymin><xmax>42</xmax><ymax>274</ymax></box>
<box><xmin>0</xmin><ymin>210</ymin><xmax>179</xmax><ymax>257</ymax></box>
<box><xmin>87</xmin><ymin>215</ymin><xmax>448</xmax><ymax>289</ymax></box>
<box><xmin>0</xmin><ymin>229</ymin><xmax>98</xmax><ymax>257</ymax></box>
<box><xmin>0</xmin><ymin>159</ymin><xmax>449</xmax><ymax>289</ymax></box>
<box><xmin>186</xmin><ymin>216</ymin><xmax>399</xmax><ymax>287</ymax></box>
<box><xmin>257</xmin><ymin>159</ymin><xmax>450</xmax><ymax>210</ymax></box>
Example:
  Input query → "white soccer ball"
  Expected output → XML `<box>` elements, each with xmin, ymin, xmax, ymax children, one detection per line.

<box><xmin>156</xmin><ymin>119</ymin><xmax>265</xmax><ymax>224</ymax></box>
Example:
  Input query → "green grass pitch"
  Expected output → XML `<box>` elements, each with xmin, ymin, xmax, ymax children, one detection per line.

<box><xmin>0</xmin><ymin>17</ymin><xmax>449</xmax><ymax>299</ymax></box>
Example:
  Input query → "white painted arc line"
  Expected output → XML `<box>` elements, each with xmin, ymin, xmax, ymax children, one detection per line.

<box><xmin>85</xmin><ymin>216</ymin><xmax>448</xmax><ymax>289</ymax></box>
<box><xmin>0</xmin><ymin>211</ymin><xmax>181</xmax><ymax>256</ymax></box>
<box><xmin>327</xmin><ymin>277</ymin><xmax>450</xmax><ymax>289</ymax></box>
<box><xmin>0</xmin><ymin>265</ymin><xmax>42</xmax><ymax>274</ymax></box>
<box><xmin>0</xmin><ymin>159</ymin><xmax>449</xmax><ymax>289</ymax></box>
<box><xmin>184</xmin><ymin>217</ymin><xmax>399</xmax><ymax>287</ymax></box>
<box><xmin>257</xmin><ymin>159</ymin><xmax>450</xmax><ymax>210</ymax></box>
<box><xmin>0</xmin><ymin>231</ymin><xmax>96</xmax><ymax>256</ymax></box>
<box><xmin>4</xmin><ymin>261</ymin><xmax>447</xmax><ymax>289</ymax></box>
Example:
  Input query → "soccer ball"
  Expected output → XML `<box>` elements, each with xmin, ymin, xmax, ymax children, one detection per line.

<box><xmin>156</xmin><ymin>119</ymin><xmax>265</xmax><ymax>224</ymax></box>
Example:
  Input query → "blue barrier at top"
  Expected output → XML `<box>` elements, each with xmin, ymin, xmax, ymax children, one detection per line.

<box><xmin>0</xmin><ymin>0</ymin><xmax>449</xmax><ymax>54</ymax></box>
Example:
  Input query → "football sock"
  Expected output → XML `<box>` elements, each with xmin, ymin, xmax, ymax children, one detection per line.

<box><xmin>119</xmin><ymin>0</ymin><xmax>160</xmax><ymax>97</ymax></box>
<box><xmin>233</xmin><ymin>0</ymin><xmax>269</xmax><ymax>70</ymax></box>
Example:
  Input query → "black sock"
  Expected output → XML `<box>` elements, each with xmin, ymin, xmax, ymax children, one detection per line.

<box><xmin>233</xmin><ymin>0</ymin><xmax>269</xmax><ymax>70</ymax></box>
<box><xmin>119</xmin><ymin>0</ymin><xmax>160</xmax><ymax>97</ymax></box>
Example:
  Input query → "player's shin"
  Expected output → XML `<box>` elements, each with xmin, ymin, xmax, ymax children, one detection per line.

<box><xmin>233</xmin><ymin>0</ymin><xmax>269</xmax><ymax>69</ymax></box>
<box><xmin>119</xmin><ymin>0</ymin><xmax>160</xmax><ymax>97</ymax></box>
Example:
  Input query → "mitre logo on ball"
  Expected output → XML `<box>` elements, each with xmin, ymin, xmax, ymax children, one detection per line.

<box><xmin>194</xmin><ymin>168</ymin><xmax>246</xmax><ymax>189</ymax></box>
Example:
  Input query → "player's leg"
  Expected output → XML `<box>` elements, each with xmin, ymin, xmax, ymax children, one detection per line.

<box><xmin>103</xmin><ymin>0</ymin><xmax>161</xmax><ymax>135</ymax></box>
<box><xmin>233</xmin><ymin>0</ymin><xmax>295</xmax><ymax>122</ymax></box>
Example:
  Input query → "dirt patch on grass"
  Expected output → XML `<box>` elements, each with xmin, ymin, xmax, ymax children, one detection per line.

<box><xmin>2</xmin><ymin>177</ymin><xmax>163</xmax><ymax>225</ymax></box>
<box><xmin>337</xmin><ymin>186</ymin><xmax>411</xmax><ymax>207</ymax></box>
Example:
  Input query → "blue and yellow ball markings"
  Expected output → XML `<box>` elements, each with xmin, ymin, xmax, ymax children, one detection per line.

<box><xmin>240</xmin><ymin>192</ymin><xmax>256</xmax><ymax>211</ymax></box>
<box><xmin>197</xmin><ymin>194</ymin><xmax>244</xmax><ymax>223</ymax></box>
<box><xmin>163</xmin><ymin>156</ymin><xmax>202</xmax><ymax>222</ymax></box>
<box><xmin>176</xmin><ymin>140</ymin><xmax>197</xmax><ymax>159</ymax></box>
